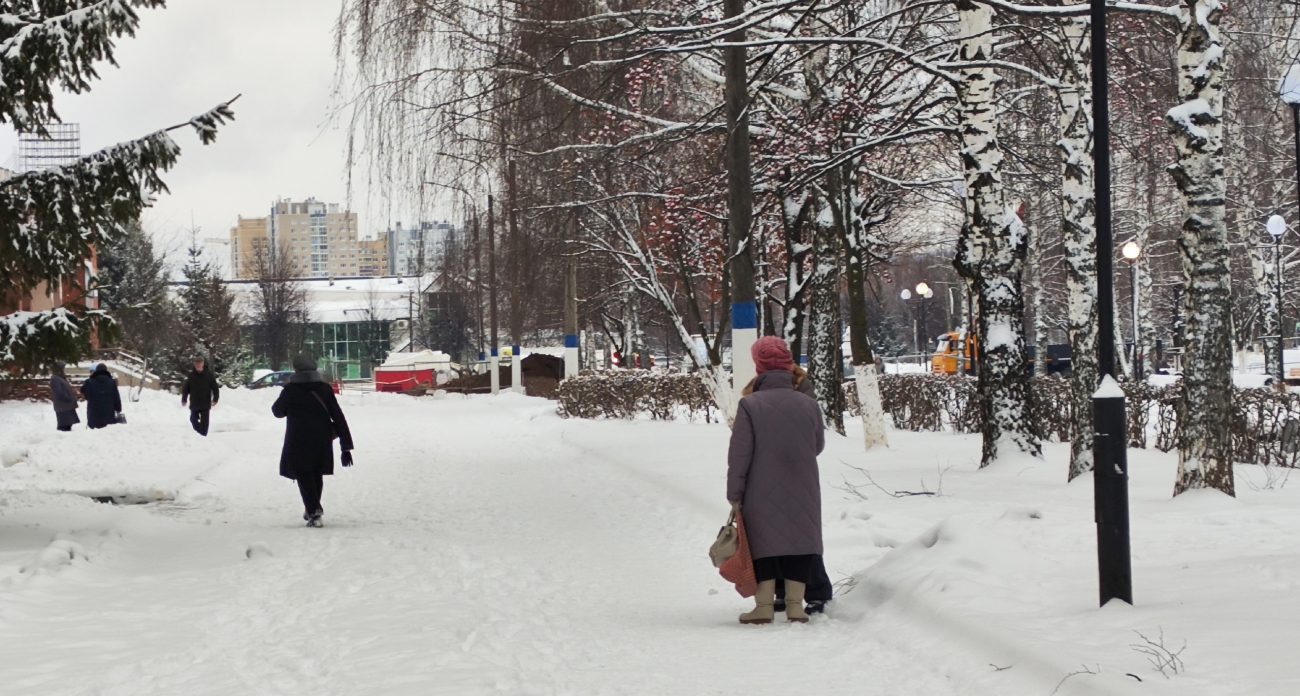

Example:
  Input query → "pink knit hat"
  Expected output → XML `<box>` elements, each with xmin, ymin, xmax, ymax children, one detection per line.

<box><xmin>751</xmin><ymin>336</ymin><xmax>794</xmax><ymax>374</ymax></box>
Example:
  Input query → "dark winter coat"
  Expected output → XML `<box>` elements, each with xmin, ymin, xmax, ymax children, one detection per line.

<box><xmin>727</xmin><ymin>369</ymin><xmax>825</xmax><ymax>559</ymax></box>
<box><xmin>79</xmin><ymin>371</ymin><xmax>122</xmax><ymax>429</ymax></box>
<box><xmin>272</xmin><ymin>374</ymin><xmax>354</xmax><ymax>480</ymax></box>
<box><xmin>49</xmin><ymin>374</ymin><xmax>78</xmax><ymax>412</ymax></box>
<box><xmin>182</xmin><ymin>368</ymin><xmax>220</xmax><ymax>410</ymax></box>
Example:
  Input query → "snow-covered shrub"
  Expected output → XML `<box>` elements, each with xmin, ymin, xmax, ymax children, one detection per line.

<box><xmin>557</xmin><ymin>372</ymin><xmax>716</xmax><ymax>422</ymax></box>
<box><xmin>1230</xmin><ymin>388</ymin><xmax>1300</xmax><ymax>468</ymax></box>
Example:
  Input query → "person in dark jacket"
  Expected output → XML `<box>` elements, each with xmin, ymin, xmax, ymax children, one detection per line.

<box><xmin>181</xmin><ymin>358</ymin><xmax>220</xmax><ymax>436</ymax></box>
<box><xmin>273</xmin><ymin>355</ymin><xmax>354</xmax><ymax>527</ymax></box>
<box><xmin>727</xmin><ymin>336</ymin><xmax>825</xmax><ymax>624</ymax></box>
<box><xmin>79</xmin><ymin>364</ymin><xmax>122</xmax><ymax>429</ymax></box>
<box><xmin>49</xmin><ymin>362</ymin><xmax>80</xmax><ymax>432</ymax></box>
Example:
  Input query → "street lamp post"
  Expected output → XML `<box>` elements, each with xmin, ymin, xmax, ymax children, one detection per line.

<box><xmin>1122</xmin><ymin>242</ymin><xmax>1142</xmax><ymax>382</ymax></box>
<box><xmin>1279</xmin><ymin>66</ymin><xmax>1300</xmax><ymax>383</ymax></box>
<box><xmin>916</xmin><ymin>282</ymin><xmax>934</xmax><ymax>366</ymax></box>
<box><xmin>900</xmin><ymin>288</ymin><xmax>916</xmax><ymax>355</ymax></box>
<box><xmin>902</xmin><ymin>283</ymin><xmax>936</xmax><ymax>369</ymax></box>
<box><xmin>1090</xmin><ymin>0</ymin><xmax>1133</xmax><ymax>607</ymax></box>
<box><xmin>1268</xmin><ymin>215</ymin><xmax>1287</xmax><ymax>382</ymax></box>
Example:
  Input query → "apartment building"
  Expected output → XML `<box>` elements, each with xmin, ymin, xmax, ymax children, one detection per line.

<box><xmin>386</xmin><ymin>220</ymin><xmax>454</xmax><ymax>276</ymax></box>
<box><xmin>229</xmin><ymin>198</ymin><xmax>389</xmax><ymax>279</ymax></box>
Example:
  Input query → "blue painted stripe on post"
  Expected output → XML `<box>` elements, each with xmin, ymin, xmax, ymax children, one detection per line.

<box><xmin>513</xmin><ymin>345</ymin><xmax>521</xmax><ymax>354</ymax></box>
<box><xmin>564</xmin><ymin>334</ymin><xmax>580</xmax><ymax>348</ymax></box>
<box><xmin>491</xmin><ymin>347</ymin><xmax>499</xmax><ymax>357</ymax></box>
<box><xmin>478</xmin><ymin>352</ymin><xmax>486</xmax><ymax>361</ymax></box>
<box><xmin>732</xmin><ymin>302</ymin><xmax>758</xmax><ymax>330</ymax></box>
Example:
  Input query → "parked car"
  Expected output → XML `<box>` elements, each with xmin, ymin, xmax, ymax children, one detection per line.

<box><xmin>246</xmin><ymin>371</ymin><xmax>294</xmax><ymax>390</ymax></box>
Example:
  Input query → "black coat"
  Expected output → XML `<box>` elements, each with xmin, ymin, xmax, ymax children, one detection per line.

<box><xmin>182</xmin><ymin>368</ymin><xmax>220</xmax><ymax>410</ymax></box>
<box><xmin>79</xmin><ymin>372</ymin><xmax>121</xmax><ymax>429</ymax></box>
<box><xmin>272</xmin><ymin>380</ymin><xmax>354</xmax><ymax>479</ymax></box>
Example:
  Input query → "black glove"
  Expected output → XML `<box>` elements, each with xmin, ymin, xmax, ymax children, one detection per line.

<box><xmin>341</xmin><ymin>451</ymin><xmax>354</xmax><ymax>468</ymax></box>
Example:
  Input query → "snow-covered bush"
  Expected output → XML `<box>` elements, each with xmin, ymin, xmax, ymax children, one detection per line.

<box><xmin>557</xmin><ymin>372</ymin><xmax>716</xmax><ymax>422</ymax></box>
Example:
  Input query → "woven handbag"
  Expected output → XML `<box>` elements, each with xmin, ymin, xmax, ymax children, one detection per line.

<box><xmin>718</xmin><ymin>511</ymin><xmax>757</xmax><ymax>598</ymax></box>
<box><xmin>710</xmin><ymin>510</ymin><xmax>739</xmax><ymax>568</ymax></box>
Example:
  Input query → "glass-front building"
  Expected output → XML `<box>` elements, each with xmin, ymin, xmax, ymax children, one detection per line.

<box><xmin>246</xmin><ymin>320</ymin><xmax>391</xmax><ymax>380</ymax></box>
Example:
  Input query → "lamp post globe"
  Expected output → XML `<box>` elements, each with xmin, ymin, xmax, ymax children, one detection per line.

<box><xmin>1122</xmin><ymin>241</ymin><xmax>1141</xmax><ymax>260</ymax></box>
<box><xmin>900</xmin><ymin>288</ymin><xmax>912</xmax><ymax>300</ymax></box>
<box><xmin>1268</xmin><ymin>215</ymin><xmax>1287</xmax><ymax>238</ymax></box>
<box><xmin>915</xmin><ymin>282</ymin><xmax>930</xmax><ymax>297</ymax></box>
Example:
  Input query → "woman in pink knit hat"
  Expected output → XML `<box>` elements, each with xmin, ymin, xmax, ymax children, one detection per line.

<box><xmin>726</xmin><ymin>336</ymin><xmax>826</xmax><ymax>624</ymax></box>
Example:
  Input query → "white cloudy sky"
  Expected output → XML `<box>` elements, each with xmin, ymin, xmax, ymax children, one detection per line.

<box><xmin>0</xmin><ymin>0</ymin><xmax>413</xmax><ymax>275</ymax></box>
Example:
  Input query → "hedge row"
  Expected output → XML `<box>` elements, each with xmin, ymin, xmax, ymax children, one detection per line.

<box><xmin>558</xmin><ymin>371</ymin><xmax>1300</xmax><ymax>467</ymax></box>
<box><xmin>557</xmin><ymin>371</ymin><xmax>717</xmax><ymax>422</ymax></box>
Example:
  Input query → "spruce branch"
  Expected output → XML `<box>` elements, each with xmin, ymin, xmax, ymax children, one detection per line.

<box><xmin>0</xmin><ymin>98</ymin><xmax>239</xmax><ymax>289</ymax></box>
<box><xmin>0</xmin><ymin>0</ymin><xmax>168</xmax><ymax>134</ymax></box>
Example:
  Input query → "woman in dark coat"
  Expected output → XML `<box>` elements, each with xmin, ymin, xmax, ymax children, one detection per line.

<box><xmin>727</xmin><ymin>336</ymin><xmax>825</xmax><ymax>624</ymax></box>
<box><xmin>272</xmin><ymin>355</ymin><xmax>354</xmax><ymax>527</ymax></box>
<box><xmin>79</xmin><ymin>364</ymin><xmax>121</xmax><ymax>429</ymax></box>
<box><xmin>49</xmin><ymin>362</ymin><xmax>81</xmax><ymax>431</ymax></box>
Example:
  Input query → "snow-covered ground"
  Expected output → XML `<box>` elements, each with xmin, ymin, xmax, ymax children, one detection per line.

<box><xmin>2</xmin><ymin>388</ymin><xmax>1297</xmax><ymax>695</ymax></box>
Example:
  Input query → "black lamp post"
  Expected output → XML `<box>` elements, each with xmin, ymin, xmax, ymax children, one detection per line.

<box><xmin>1091</xmin><ymin>0</ymin><xmax>1133</xmax><ymax>607</ymax></box>
<box><xmin>1122</xmin><ymin>241</ymin><xmax>1142</xmax><ymax>382</ymax></box>
<box><xmin>902</xmin><ymin>283</ymin><xmax>935</xmax><ymax>368</ymax></box>
<box><xmin>1280</xmin><ymin>66</ymin><xmax>1300</xmax><ymax>382</ymax></box>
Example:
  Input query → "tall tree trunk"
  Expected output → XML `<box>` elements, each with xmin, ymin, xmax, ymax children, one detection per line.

<box><xmin>781</xmin><ymin>189</ymin><xmax>813</xmax><ymax>359</ymax></box>
<box><xmin>1169</xmin><ymin>0</ymin><xmax>1234</xmax><ymax>497</ymax></box>
<box><xmin>1029</xmin><ymin>215</ymin><xmax>1050</xmax><ymax>379</ymax></box>
<box><xmin>809</xmin><ymin>194</ymin><xmax>846</xmax><ymax>435</ymax></box>
<box><xmin>1057</xmin><ymin>6</ymin><xmax>1098</xmax><ymax>481</ymax></box>
<box><xmin>842</xmin><ymin>206</ymin><xmax>888</xmax><ymax>449</ymax></box>
<box><xmin>952</xmin><ymin>0</ymin><xmax>1040</xmax><ymax>466</ymax></box>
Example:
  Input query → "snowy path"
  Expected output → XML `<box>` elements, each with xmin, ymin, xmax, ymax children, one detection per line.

<box><xmin>0</xmin><ymin>393</ymin><xmax>969</xmax><ymax>695</ymax></box>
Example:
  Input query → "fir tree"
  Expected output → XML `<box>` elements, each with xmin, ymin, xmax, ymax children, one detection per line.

<box><xmin>0</xmin><ymin>1</ymin><xmax>235</xmax><ymax>376</ymax></box>
<box><xmin>172</xmin><ymin>241</ymin><xmax>250</xmax><ymax>387</ymax></box>
<box><xmin>97</xmin><ymin>219</ymin><xmax>178</xmax><ymax>365</ymax></box>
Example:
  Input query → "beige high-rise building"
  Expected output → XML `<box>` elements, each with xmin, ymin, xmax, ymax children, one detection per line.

<box><xmin>230</xmin><ymin>216</ymin><xmax>271</xmax><ymax>279</ymax></box>
<box><xmin>229</xmin><ymin>198</ymin><xmax>389</xmax><ymax>279</ymax></box>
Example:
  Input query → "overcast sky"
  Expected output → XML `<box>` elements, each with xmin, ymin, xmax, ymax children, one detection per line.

<box><xmin>0</xmin><ymin>0</ymin><xmax>404</xmax><ymax>276</ymax></box>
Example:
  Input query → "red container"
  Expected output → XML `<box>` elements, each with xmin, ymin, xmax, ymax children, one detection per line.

<box><xmin>375</xmin><ymin>367</ymin><xmax>435</xmax><ymax>393</ymax></box>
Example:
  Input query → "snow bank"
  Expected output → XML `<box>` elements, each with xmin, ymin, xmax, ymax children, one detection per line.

<box><xmin>0</xmin><ymin>389</ymin><xmax>1296</xmax><ymax>695</ymax></box>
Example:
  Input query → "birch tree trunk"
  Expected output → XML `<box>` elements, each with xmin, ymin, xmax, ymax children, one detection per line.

<box><xmin>1029</xmin><ymin>216</ymin><xmax>1050</xmax><ymax>379</ymax></box>
<box><xmin>781</xmin><ymin>190</ymin><xmax>813</xmax><ymax>359</ymax></box>
<box><xmin>838</xmin><ymin>182</ymin><xmax>890</xmax><ymax>449</ymax></box>
<box><xmin>1057</xmin><ymin>7</ymin><xmax>1099</xmax><ymax>481</ymax></box>
<box><xmin>952</xmin><ymin>0</ymin><xmax>1040</xmax><ymax>466</ymax></box>
<box><xmin>1169</xmin><ymin>0</ymin><xmax>1234</xmax><ymax>497</ymax></box>
<box><xmin>1136</xmin><ymin>226</ymin><xmax>1157</xmax><ymax>380</ymax></box>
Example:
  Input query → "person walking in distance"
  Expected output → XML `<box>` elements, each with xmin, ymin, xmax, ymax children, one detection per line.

<box><xmin>727</xmin><ymin>336</ymin><xmax>826</xmax><ymax>624</ymax></box>
<box><xmin>181</xmin><ymin>358</ymin><xmax>220</xmax><ymax>436</ymax></box>
<box><xmin>273</xmin><ymin>355</ymin><xmax>354</xmax><ymax>527</ymax></box>
<box><xmin>79</xmin><ymin>363</ymin><xmax>122</xmax><ymax>430</ymax></box>
<box><xmin>49</xmin><ymin>361</ymin><xmax>81</xmax><ymax>432</ymax></box>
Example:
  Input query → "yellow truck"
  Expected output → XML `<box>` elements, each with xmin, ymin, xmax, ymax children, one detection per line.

<box><xmin>931</xmin><ymin>332</ymin><xmax>975</xmax><ymax>375</ymax></box>
<box><xmin>930</xmin><ymin>332</ymin><xmax>1070</xmax><ymax>376</ymax></box>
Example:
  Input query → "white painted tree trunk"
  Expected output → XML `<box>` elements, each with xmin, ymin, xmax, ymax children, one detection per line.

<box><xmin>952</xmin><ymin>1</ymin><xmax>1040</xmax><ymax>466</ymax></box>
<box><xmin>855</xmin><ymin>368</ymin><xmax>888</xmax><ymax>448</ymax></box>
<box><xmin>1168</xmin><ymin>0</ymin><xmax>1235</xmax><ymax>497</ymax></box>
